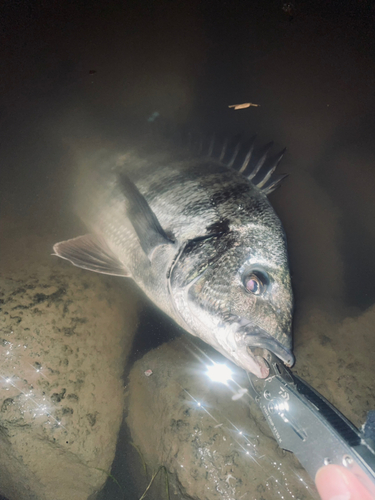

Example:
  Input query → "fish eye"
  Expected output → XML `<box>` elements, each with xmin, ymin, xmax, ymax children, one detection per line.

<box><xmin>243</xmin><ymin>271</ymin><xmax>268</xmax><ymax>295</ymax></box>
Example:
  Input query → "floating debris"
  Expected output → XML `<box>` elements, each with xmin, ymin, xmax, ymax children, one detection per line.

<box><xmin>144</xmin><ymin>369</ymin><xmax>153</xmax><ymax>377</ymax></box>
<box><xmin>228</xmin><ymin>103</ymin><xmax>260</xmax><ymax>110</ymax></box>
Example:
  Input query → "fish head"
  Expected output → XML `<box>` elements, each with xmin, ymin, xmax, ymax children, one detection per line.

<box><xmin>169</xmin><ymin>224</ymin><xmax>294</xmax><ymax>379</ymax></box>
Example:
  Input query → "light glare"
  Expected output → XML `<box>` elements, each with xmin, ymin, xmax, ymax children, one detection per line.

<box><xmin>206</xmin><ymin>363</ymin><xmax>232</xmax><ymax>384</ymax></box>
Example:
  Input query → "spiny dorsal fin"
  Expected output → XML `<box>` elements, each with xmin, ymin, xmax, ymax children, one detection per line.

<box><xmin>207</xmin><ymin>134</ymin><xmax>215</xmax><ymax>157</ymax></box>
<box><xmin>219</xmin><ymin>137</ymin><xmax>229</xmax><ymax>161</ymax></box>
<box><xmin>237</xmin><ymin>135</ymin><xmax>257</xmax><ymax>173</ymax></box>
<box><xmin>253</xmin><ymin>148</ymin><xmax>286</xmax><ymax>188</ymax></box>
<box><xmin>261</xmin><ymin>174</ymin><xmax>289</xmax><ymax>195</ymax></box>
<box><xmin>118</xmin><ymin>173</ymin><xmax>174</xmax><ymax>259</ymax></box>
<box><xmin>227</xmin><ymin>140</ymin><xmax>241</xmax><ymax>168</ymax></box>
<box><xmin>245</xmin><ymin>141</ymin><xmax>274</xmax><ymax>180</ymax></box>
<box><xmin>179</xmin><ymin>129</ymin><xmax>288</xmax><ymax>196</ymax></box>
<box><xmin>198</xmin><ymin>132</ymin><xmax>288</xmax><ymax>195</ymax></box>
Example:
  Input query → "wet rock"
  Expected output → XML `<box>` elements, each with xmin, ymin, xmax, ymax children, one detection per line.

<box><xmin>294</xmin><ymin>305</ymin><xmax>375</xmax><ymax>429</ymax></box>
<box><xmin>126</xmin><ymin>338</ymin><xmax>319</xmax><ymax>500</ymax></box>
<box><xmin>0</xmin><ymin>243</ymin><xmax>139</xmax><ymax>500</ymax></box>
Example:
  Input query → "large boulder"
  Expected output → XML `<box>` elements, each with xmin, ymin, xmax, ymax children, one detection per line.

<box><xmin>0</xmin><ymin>226</ymin><xmax>139</xmax><ymax>500</ymax></box>
<box><xmin>125</xmin><ymin>338</ymin><xmax>319</xmax><ymax>500</ymax></box>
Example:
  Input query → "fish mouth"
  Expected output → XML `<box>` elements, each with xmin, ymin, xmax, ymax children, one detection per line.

<box><xmin>238</xmin><ymin>324</ymin><xmax>295</xmax><ymax>368</ymax></box>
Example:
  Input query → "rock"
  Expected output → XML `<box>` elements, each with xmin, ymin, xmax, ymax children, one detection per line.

<box><xmin>294</xmin><ymin>306</ymin><xmax>375</xmax><ymax>429</ymax></box>
<box><xmin>126</xmin><ymin>338</ymin><xmax>319</xmax><ymax>500</ymax></box>
<box><xmin>0</xmin><ymin>227</ymin><xmax>139</xmax><ymax>500</ymax></box>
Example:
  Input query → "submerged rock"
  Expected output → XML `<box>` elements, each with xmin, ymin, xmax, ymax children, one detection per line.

<box><xmin>126</xmin><ymin>338</ymin><xmax>319</xmax><ymax>500</ymax></box>
<box><xmin>0</xmin><ymin>235</ymin><xmax>139</xmax><ymax>500</ymax></box>
<box><xmin>294</xmin><ymin>306</ymin><xmax>375</xmax><ymax>430</ymax></box>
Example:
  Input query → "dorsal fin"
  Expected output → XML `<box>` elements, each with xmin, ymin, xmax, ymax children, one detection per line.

<box><xmin>195</xmin><ymin>132</ymin><xmax>288</xmax><ymax>196</ymax></box>
<box><xmin>219</xmin><ymin>137</ymin><xmax>229</xmax><ymax>161</ymax></box>
<box><xmin>207</xmin><ymin>134</ymin><xmax>215</xmax><ymax>157</ymax></box>
<box><xmin>245</xmin><ymin>141</ymin><xmax>274</xmax><ymax>180</ymax></box>
<box><xmin>227</xmin><ymin>140</ymin><xmax>241</xmax><ymax>168</ymax></box>
<box><xmin>261</xmin><ymin>174</ymin><xmax>289</xmax><ymax>195</ymax></box>
<box><xmin>253</xmin><ymin>148</ymin><xmax>286</xmax><ymax>188</ymax></box>
<box><xmin>236</xmin><ymin>135</ymin><xmax>257</xmax><ymax>173</ymax></box>
<box><xmin>173</xmin><ymin>127</ymin><xmax>289</xmax><ymax>196</ymax></box>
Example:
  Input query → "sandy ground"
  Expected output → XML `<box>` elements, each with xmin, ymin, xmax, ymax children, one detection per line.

<box><xmin>0</xmin><ymin>215</ymin><xmax>140</xmax><ymax>499</ymax></box>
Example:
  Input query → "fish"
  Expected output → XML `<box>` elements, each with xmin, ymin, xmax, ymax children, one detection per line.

<box><xmin>53</xmin><ymin>132</ymin><xmax>294</xmax><ymax>379</ymax></box>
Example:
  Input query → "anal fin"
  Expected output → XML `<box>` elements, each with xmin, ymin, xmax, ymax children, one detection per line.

<box><xmin>53</xmin><ymin>234</ymin><xmax>131</xmax><ymax>277</ymax></box>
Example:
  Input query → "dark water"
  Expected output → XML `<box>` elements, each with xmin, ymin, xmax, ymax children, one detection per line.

<box><xmin>1</xmin><ymin>1</ymin><xmax>375</xmax><ymax>499</ymax></box>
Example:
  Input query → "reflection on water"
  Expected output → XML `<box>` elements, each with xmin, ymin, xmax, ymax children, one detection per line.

<box><xmin>1</xmin><ymin>1</ymin><xmax>375</xmax><ymax>499</ymax></box>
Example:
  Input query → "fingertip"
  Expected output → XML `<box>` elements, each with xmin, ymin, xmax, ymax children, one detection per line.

<box><xmin>315</xmin><ymin>465</ymin><xmax>374</xmax><ymax>500</ymax></box>
<box><xmin>315</xmin><ymin>465</ymin><xmax>349</xmax><ymax>500</ymax></box>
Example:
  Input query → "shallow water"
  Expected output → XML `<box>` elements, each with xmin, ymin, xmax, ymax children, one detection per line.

<box><xmin>1</xmin><ymin>1</ymin><xmax>375</xmax><ymax>499</ymax></box>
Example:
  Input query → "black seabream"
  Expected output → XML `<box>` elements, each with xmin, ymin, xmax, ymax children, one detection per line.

<box><xmin>53</xmin><ymin>134</ymin><xmax>294</xmax><ymax>378</ymax></box>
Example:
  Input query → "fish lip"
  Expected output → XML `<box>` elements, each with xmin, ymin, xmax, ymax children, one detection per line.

<box><xmin>239</xmin><ymin>325</ymin><xmax>295</xmax><ymax>367</ymax></box>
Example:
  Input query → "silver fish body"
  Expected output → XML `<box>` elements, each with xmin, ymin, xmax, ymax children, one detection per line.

<box><xmin>54</xmin><ymin>136</ymin><xmax>294</xmax><ymax>378</ymax></box>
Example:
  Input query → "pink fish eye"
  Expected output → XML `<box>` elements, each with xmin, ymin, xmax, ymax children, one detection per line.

<box><xmin>244</xmin><ymin>272</ymin><xmax>267</xmax><ymax>295</ymax></box>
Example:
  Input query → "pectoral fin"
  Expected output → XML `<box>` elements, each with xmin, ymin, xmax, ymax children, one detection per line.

<box><xmin>118</xmin><ymin>173</ymin><xmax>174</xmax><ymax>258</ymax></box>
<box><xmin>53</xmin><ymin>234</ymin><xmax>131</xmax><ymax>277</ymax></box>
